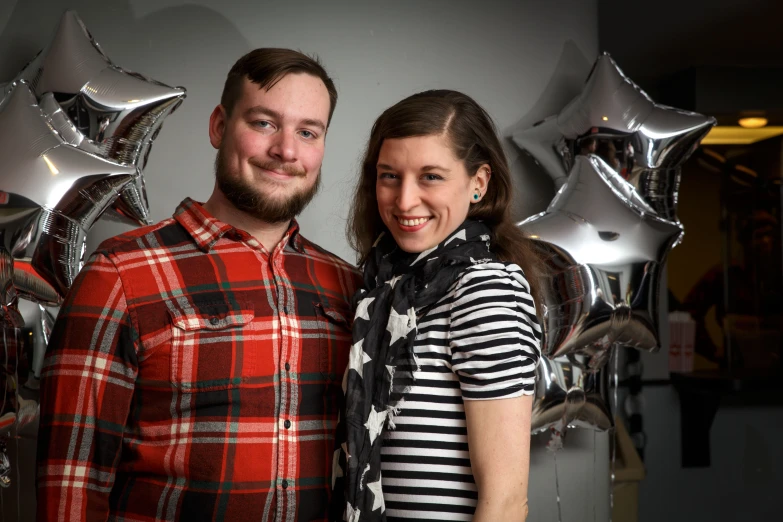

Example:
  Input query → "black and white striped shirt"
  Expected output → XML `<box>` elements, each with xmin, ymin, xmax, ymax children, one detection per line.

<box><xmin>380</xmin><ymin>262</ymin><xmax>542</xmax><ymax>520</ymax></box>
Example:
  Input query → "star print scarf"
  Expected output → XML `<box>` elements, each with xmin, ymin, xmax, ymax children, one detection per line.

<box><xmin>331</xmin><ymin>220</ymin><xmax>495</xmax><ymax>522</ymax></box>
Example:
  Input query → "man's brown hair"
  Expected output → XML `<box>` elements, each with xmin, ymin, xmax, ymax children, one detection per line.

<box><xmin>220</xmin><ymin>48</ymin><xmax>338</xmax><ymax>125</ymax></box>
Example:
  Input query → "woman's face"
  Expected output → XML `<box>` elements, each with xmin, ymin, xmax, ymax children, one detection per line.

<box><xmin>375</xmin><ymin>134</ymin><xmax>489</xmax><ymax>253</ymax></box>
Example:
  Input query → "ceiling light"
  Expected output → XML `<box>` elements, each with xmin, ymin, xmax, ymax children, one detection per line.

<box><xmin>701</xmin><ymin>126</ymin><xmax>783</xmax><ymax>145</ymax></box>
<box><xmin>738</xmin><ymin>117</ymin><xmax>768</xmax><ymax>129</ymax></box>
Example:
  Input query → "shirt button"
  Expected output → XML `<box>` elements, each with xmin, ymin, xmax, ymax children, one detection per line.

<box><xmin>284</xmin><ymin>419</ymin><xmax>291</xmax><ymax>429</ymax></box>
<box><xmin>209</xmin><ymin>317</ymin><xmax>220</xmax><ymax>325</ymax></box>
<box><xmin>281</xmin><ymin>480</ymin><xmax>288</xmax><ymax>489</ymax></box>
<box><xmin>284</xmin><ymin>362</ymin><xmax>291</xmax><ymax>371</ymax></box>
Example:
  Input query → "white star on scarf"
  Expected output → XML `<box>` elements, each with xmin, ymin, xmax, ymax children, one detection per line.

<box><xmin>367</xmin><ymin>475</ymin><xmax>386</xmax><ymax>512</ymax></box>
<box><xmin>387</xmin><ymin>307</ymin><xmax>415</xmax><ymax>346</ymax></box>
<box><xmin>332</xmin><ymin>448</ymin><xmax>343</xmax><ymax>488</ymax></box>
<box><xmin>355</xmin><ymin>297</ymin><xmax>375</xmax><ymax>321</ymax></box>
<box><xmin>364</xmin><ymin>405</ymin><xmax>388</xmax><ymax>445</ymax></box>
<box><xmin>348</xmin><ymin>339</ymin><xmax>372</xmax><ymax>378</ymax></box>
<box><xmin>345</xmin><ymin>502</ymin><xmax>361</xmax><ymax>522</ymax></box>
<box><xmin>444</xmin><ymin>228</ymin><xmax>467</xmax><ymax>245</ymax></box>
<box><xmin>387</xmin><ymin>274</ymin><xmax>403</xmax><ymax>288</ymax></box>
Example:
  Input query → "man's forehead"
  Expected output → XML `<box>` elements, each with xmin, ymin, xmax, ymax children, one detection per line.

<box><xmin>238</xmin><ymin>74</ymin><xmax>329</xmax><ymax>118</ymax></box>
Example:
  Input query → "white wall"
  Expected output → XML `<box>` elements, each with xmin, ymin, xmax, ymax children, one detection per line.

<box><xmin>1</xmin><ymin>1</ymin><xmax>602</xmax><ymax>520</ymax></box>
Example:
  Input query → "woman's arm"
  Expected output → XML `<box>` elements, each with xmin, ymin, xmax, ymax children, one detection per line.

<box><xmin>464</xmin><ymin>394</ymin><xmax>533</xmax><ymax>522</ymax></box>
<box><xmin>448</xmin><ymin>264</ymin><xmax>541</xmax><ymax>522</ymax></box>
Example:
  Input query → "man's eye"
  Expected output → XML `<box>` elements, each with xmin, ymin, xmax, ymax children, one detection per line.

<box><xmin>300</xmin><ymin>130</ymin><xmax>314</xmax><ymax>139</ymax></box>
<box><xmin>253</xmin><ymin>120</ymin><xmax>271</xmax><ymax>128</ymax></box>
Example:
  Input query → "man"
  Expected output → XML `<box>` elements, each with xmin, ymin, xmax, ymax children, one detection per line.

<box><xmin>36</xmin><ymin>48</ymin><xmax>361</xmax><ymax>521</ymax></box>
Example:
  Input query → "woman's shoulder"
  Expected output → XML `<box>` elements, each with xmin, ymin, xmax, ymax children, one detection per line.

<box><xmin>453</xmin><ymin>261</ymin><xmax>533</xmax><ymax>297</ymax></box>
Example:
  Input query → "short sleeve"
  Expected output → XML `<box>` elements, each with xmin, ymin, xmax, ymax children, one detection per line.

<box><xmin>448</xmin><ymin>262</ymin><xmax>542</xmax><ymax>400</ymax></box>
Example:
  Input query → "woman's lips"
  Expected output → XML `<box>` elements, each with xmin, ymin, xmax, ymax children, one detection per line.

<box><xmin>395</xmin><ymin>216</ymin><xmax>432</xmax><ymax>232</ymax></box>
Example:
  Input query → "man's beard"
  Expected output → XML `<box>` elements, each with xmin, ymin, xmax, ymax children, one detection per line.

<box><xmin>215</xmin><ymin>148</ymin><xmax>321</xmax><ymax>224</ymax></box>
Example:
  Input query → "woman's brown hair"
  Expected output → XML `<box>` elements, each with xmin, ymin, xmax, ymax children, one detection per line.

<box><xmin>347</xmin><ymin>89</ymin><xmax>546</xmax><ymax>306</ymax></box>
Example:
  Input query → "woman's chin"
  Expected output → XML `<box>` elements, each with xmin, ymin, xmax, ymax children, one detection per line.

<box><xmin>392</xmin><ymin>237</ymin><xmax>439</xmax><ymax>255</ymax></box>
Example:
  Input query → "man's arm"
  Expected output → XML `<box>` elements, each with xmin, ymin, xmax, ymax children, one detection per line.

<box><xmin>36</xmin><ymin>252</ymin><xmax>138</xmax><ymax>521</ymax></box>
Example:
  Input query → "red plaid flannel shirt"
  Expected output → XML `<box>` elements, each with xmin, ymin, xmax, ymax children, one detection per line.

<box><xmin>36</xmin><ymin>199</ymin><xmax>361</xmax><ymax>521</ymax></box>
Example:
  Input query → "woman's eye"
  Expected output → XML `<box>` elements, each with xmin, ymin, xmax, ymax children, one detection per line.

<box><xmin>423</xmin><ymin>174</ymin><xmax>443</xmax><ymax>181</ymax></box>
<box><xmin>379</xmin><ymin>172</ymin><xmax>398</xmax><ymax>180</ymax></box>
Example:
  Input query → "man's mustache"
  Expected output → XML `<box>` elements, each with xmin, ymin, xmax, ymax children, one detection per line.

<box><xmin>252</xmin><ymin>160</ymin><xmax>306</xmax><ymax>178</ymax></box>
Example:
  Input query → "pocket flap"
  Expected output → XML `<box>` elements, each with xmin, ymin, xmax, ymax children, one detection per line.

<box><xmin>167</xmin><ymin>296</ymin><xmax>254</xmax><ymax>331</ymax></box>
<box><xmin>315</xmin><ymin>301</ymin><xmax>350</xmax><ymax>328</ymax></box>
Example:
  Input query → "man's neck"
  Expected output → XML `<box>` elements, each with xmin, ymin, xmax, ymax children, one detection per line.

<box><xmin>203</xmin><ymin>192</ymin><xmax>291</xmax><ymax>253</ymax></box>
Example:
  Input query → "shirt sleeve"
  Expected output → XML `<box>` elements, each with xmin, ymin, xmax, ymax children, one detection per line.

<box><xmin>36</xmin><ymin>252</ymin><xmax>139</xmax><ymax>521</ymax></box>
<box><xmin>448</xmin><ymin>263</ymin><xmax>542</xmax><ymax>400</ymax></box>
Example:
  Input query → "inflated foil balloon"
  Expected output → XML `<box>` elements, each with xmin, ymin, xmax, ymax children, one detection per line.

<box><xmin>0</xmin><ymin>301</ymin><xmax>54</xmax><ymax>448</ymax></box>
<box><xmin>4</xmin><ymin>9</ymin><xmax>186</xmax><ymax>226</ymax></box>
<box><xmin>520</xmin><ymin>154</ymin><xmax>682</xmax><ymax>366</ymax></box>
<box><xmin>0</xmin><ymin>439</ymin><xmax>9</xmax><ymax>488</ymax></box>
<box><xmin>532</xmin><ymin>355</ymin><xmax>612</xmax><ymax>438</ymax></box>
<box><xmin>513</xmin><ymin>52</ymin><xmax>714</xmax><ymax>222</ymax></box>
<box><xmin>0</xmin><ymin>81</ymin><xmax>137</xmax><ymax>303</ymax></box>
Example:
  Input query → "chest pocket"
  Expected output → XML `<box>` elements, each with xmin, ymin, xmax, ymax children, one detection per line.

<box><xmin>167</xmin><ymin>295</ymin><xmax>255</xmax><ymax>392</ymax></box>
<box><xmin>314</xmin><ymin>301</ymin><xmax>351</xmax><ymax>382</ymax></box>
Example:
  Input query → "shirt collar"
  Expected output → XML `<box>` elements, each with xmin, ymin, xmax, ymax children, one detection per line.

<box><xmin>173</xmin><ymin>198</ymin><xmax>304</xmax><ymax>253</ymax></box>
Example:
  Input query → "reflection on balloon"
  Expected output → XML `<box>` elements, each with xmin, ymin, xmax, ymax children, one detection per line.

<box><xmin>1</xmin><ymin>300</ymin><xmax>49</xmax><ymax>435</ymax></box>
<box><xmin>521</xmin><ymin>155</ymin><xmax>682</xmax><ymax>365</ymax></box>
<box><xmin>532</xmin><ymin>355</ymin><xmax>612</xmax><ymax>450</ymax></box>
<box><xmin>0</xmin><ymin>439</ymin><xmax>9</xmax><ymax>488</ymax></box>
<box><xmin>513</xmin><ymin>52</ymin><xmax>714</xmax><ymax>223</ymax></box>
<box><xmin>3</xmin><ymin>9</ymin><xmax>186</xmax><ymax>226</ymax></box>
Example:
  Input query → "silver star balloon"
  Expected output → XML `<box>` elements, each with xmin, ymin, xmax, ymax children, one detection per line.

<box><xmin>520</xmin><ymin>154</ymin><xmax>682</xmax><ymax>366</ymax></box>
<box><xmin>4</xmin><ymin>9</ymin><xmax>186</xmax><ymax>226</ymax></box>
<box><xmin>531</xmin><ymin>354</ymin><xmax>612</xmax><ymax>435</ymax></box>
<box><xmin>0</xmin><ymin>81</ymin><xmax>137</xmax><ymax>305</ymax></box>
<box><xmin>513</xmin><ymin>52</ymin><xmax>714</xmax><ymax>222</ymax></box>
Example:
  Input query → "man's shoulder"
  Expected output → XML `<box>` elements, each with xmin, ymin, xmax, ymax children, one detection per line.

<box><xmin>94</xmin><ymin>216</ymin><xmax>183</xmax><ymax>257</ymax></box>
<box><xmin>297</xmin><ymin>235</ymin><xmax>361</xmax><ymax>278</ymax></box>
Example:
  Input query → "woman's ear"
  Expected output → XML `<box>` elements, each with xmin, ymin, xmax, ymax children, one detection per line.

<box><xmin>208</xmin><ymin>105</ymin><xmax>227</xmax><ymax>149</ymax></box>
<box><xmin>471</xmin><ymin>164</ymin><xmax>491</xmax><ymax>202</ymax></box>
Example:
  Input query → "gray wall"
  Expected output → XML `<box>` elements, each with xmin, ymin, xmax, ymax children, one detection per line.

<box><xmin>1</xmin><ymin>1</ymin><xmax>603</xmax><ymax>520</ymax></box>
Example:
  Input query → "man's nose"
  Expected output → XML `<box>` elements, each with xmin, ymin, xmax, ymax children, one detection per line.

<box><xmin>269</xmin><ymin>129</ymin><xmax>297</xmax><ymax>163</ymax></box>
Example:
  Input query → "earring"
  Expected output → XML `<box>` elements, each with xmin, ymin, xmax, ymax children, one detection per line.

<box><xmin>473</xmin><ymin>192</ymin><xmax>480</xmax><ymax>201</ymax></box>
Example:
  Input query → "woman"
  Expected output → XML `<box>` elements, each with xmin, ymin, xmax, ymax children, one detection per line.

<box><xmin>334</xmin><ymin>90</ymin><xmax>543</xmax><ymax>522</ymax></box>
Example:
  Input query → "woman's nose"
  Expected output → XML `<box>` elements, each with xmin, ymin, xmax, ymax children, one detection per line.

<box><xmin>396</xmin><ymin>179</ymin><xmax>421</xmax><ymax>211</ymax></box>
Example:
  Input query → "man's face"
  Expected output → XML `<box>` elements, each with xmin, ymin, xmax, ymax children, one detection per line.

<box><xmin>209</xmin><ymin>73</ymin><xmax>330</xmax><ymax>223</ymax></box>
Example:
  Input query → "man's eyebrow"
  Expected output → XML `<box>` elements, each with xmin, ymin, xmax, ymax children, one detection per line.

<box><xmin>244</xmin><ymin>105</ymin><xmax>326</xmax><ymax>132</ymax></box>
